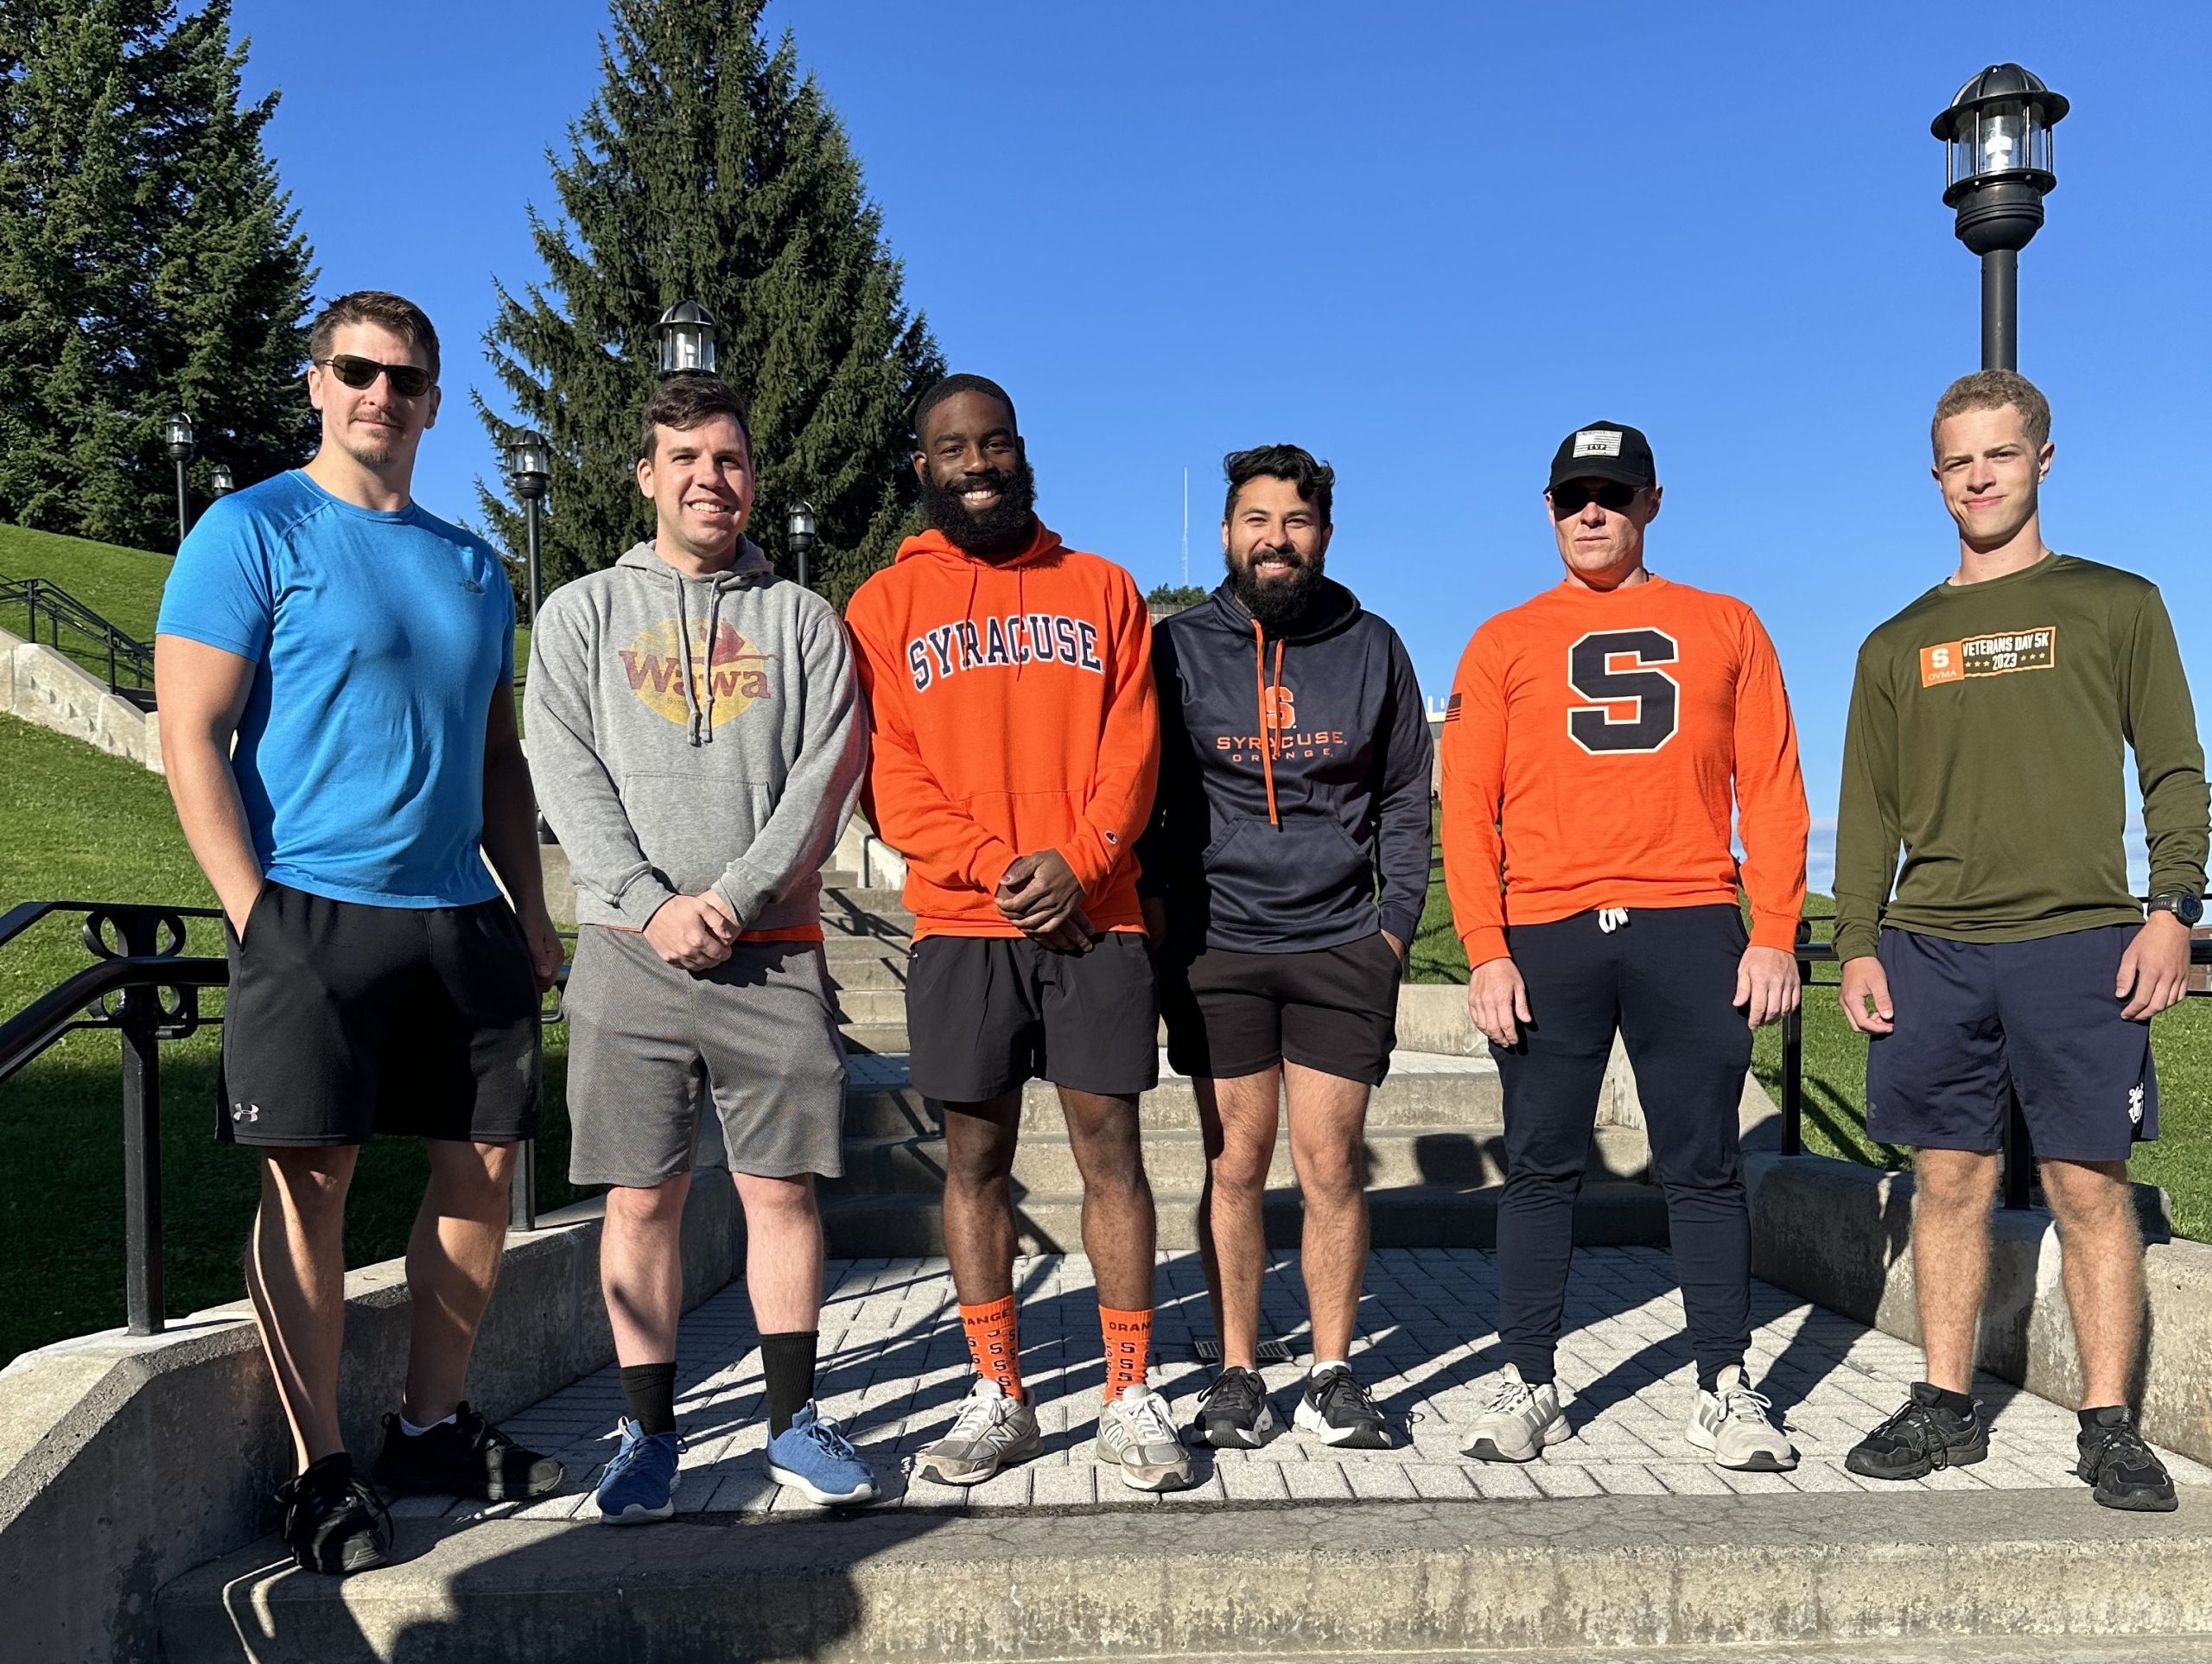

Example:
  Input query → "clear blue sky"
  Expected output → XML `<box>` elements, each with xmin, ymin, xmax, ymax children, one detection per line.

<box><xmin>229</xmin><ymin>2</ymin><xmax>2211</xmax><ymax>885</ymax></box>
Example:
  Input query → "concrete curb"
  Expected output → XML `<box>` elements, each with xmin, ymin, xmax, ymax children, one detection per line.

<box><xmin>1746</xmin><ymin>1152</ymin><xmax>2212</xmax><ymax>1469</ymax></box>
<box><xmin>0</xmin><ymin>1182</ymin><xmax>740</xmax><ymax>1664</ymax></box>
<box><xmin>0</xmin><ymin>623</ymin><xmax>163</xmax><ymax>772</ymax></box>
<box><xmin>158</xmin><ymin>1489</ymin><xmax>2212</xmax><ymax>1661</ymax></box>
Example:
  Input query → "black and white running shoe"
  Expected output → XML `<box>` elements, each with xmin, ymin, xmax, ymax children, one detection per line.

<box><xmin>1294</xmin><ymin>1363</ymin><xmax>1390</xmax><ymax>1449</ymax></box>
<box><xmin>2077</xmin><ymin>1407</ymin><xmax>2178</xmax><ymax>1513</ymax></box>
<box><xmin>1193</xmin><ymin>1365</ymin><xmax>1280</xmax><ymax>1448</ymax></box>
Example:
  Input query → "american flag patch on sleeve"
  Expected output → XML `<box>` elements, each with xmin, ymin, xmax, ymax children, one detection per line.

<box><xmin>1444</xmin><ymin>692</ymin><xmax>1463</xmax><ymax>722</ymax></box>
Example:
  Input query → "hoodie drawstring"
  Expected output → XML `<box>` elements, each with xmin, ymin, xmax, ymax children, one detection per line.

<box><xmin>700</xmin><ymin>581</ymin><xmax>724</xmax><ymax>744</ymax></box>
<box><xmin>1251</xmin><ymin>619</ymin><xmax>1280</xmax><ymax>826</ymax></box>
<box><xmin>674</xmin><ymin>571</ymin><xmax>702</xmax><ymax>746</ymax></box>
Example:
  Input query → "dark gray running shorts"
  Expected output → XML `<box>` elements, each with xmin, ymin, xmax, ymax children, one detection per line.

<box><xmin>905</xmin><ymin>931</ymin><xmax>1159</xmax><ymax>1103</ymax></box>
<box><xmin>1160</xmin><ymin>931</ymin><xmax>1402</xmax><ymax>1086</ymax></box>
<box><xmin>1865</xmin><ymin>924</ymin><xmax>2157</xmax><ymax>1163</ymax></box>
<box><xmin>218</xmin><ymin>880</ymin><xmax>542</xmax><ymax>1146</ymax></box>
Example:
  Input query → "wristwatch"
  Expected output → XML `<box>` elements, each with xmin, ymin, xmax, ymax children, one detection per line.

<box><xmin>2146</xmin><ymin>892</ymin><xmax>2204</xmax><ymax>926</ymax></box>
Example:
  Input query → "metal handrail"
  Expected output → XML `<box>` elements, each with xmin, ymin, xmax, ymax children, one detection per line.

<box><xmin>0</xmin><ymin>575</ymin><xmax>156</xmax><ymax>705</ymax></box>
<box><xmin>1781</xmin><ymin>919</ymin><xmax>2212</xmax><ymax>1211</ymax></box>
<box><xmin>0</xmin><ymin>899</ymin><xmax>567</xmax><ymax>1339</ymax></box>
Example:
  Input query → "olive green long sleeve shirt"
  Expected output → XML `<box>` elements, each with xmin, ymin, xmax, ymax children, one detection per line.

<box><xmin>1833</xmin><ymin>553</ymin><xmax>2208</xmax><ymax>964</ymax></box>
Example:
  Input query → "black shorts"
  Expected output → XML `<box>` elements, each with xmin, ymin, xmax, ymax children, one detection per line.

<box><xmin>1160</xmin><ymin>933</ymin><xmax>1402</xmax><ymax>1086</ymax></box>
<box><xmin>1865</xmin><ymin>924</ymin><xmax>2156</xmax><ymax>1164</ymax></box>
<box><xmin>905</xmin><ymin>931</ymin><xmax>1159</xmax><ymax>1102</ymax></box>
<box><xmin>218</xmin><ymin>880</ymin><xmax>543</xmax><ymax>1146</ymax></box>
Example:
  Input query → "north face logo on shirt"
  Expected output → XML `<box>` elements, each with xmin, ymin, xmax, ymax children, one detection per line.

<box><xmin>619</xmin><ymin>619</ymin><xmax>774</xmax><ymax>727</ymax></box>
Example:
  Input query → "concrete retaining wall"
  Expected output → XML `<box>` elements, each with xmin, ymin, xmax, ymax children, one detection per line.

<box><xmin>0</xmin><ymin>624</ymin><xmax>162</xmax><ymax>771</ymax></box>
<box><xmin>832</xmin><ymin>816</ymin><xmax>908</xmax><ymax>889</ymax></box>
<box><xmin>0</xmin><ymin>1182</ymin><xmax>741</xmax><ymax>1664</ymax></box>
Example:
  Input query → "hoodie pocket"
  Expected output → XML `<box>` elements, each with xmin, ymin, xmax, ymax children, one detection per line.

<box><xmin>616</xmin><ymin>771</ymin><xmax>777</xmax><ymax>893</ymax></box>
<box><xmin>1204</xmin><ymin>813</ymin><xmax>1371</xmax><ymax>932</ymax></box>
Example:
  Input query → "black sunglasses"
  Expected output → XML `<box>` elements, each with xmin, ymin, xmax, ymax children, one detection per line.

<box><xmin>316</xmin><ymin>354</ymin><xmax>434</xmax><ymax>398</ymax></box>
<box><xmin>1548</xmin><ymin>480</ymin><xmax>1643</xmax><ymax>518</ymax></box>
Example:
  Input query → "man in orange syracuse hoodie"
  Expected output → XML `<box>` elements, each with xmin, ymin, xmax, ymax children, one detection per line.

<box><xmin>1440</xmin><ymin>422</ymin><xmax>1808</xmax><ymax>1475</ymax></box>
<box><xmin>844</xmin><ymin>375</ymin><xmax>1189</xmax><ymax>1492</ymax></box>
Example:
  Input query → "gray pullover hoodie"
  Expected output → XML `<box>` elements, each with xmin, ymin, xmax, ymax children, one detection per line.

<box><xmin>524</xmin><ymin>538</ymin><xmax>865</xmax><ymax>935</ymax></box>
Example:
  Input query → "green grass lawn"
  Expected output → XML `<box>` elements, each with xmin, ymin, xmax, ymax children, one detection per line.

<box><xmin>1407</xmin><ymin>836</ymin><xmax>2211</xmax><ymax>1242</ymax></box>
<box><xmin>0</xmin><ymin>713</ymin><xmax>579</xmax><ymax>1365</ymax></box>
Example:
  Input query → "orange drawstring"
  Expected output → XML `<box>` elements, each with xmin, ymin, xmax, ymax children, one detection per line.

<box><xmin>1251</xmin><ymin>619</ymin><xmax>1279</xmax><ymax>826</ymax></box>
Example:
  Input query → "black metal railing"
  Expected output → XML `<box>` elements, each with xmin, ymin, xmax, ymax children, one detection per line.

<box><xmin>1781</xmin><ymin>922</ymin><xmax>2212</xmax><ymax>1211</ymax></box>
<box><xmin>0</xmin><ymin>576</ymin><xmax>156</xmax><ymax>708</ymax></box>
<box><xmin>0</xmin><ymin>899</ymin><xmax>565</xmax><ymax>1338</ymax></box>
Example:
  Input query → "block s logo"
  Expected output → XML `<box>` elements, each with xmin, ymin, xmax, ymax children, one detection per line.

<box><xmin>1566</xmin><ymin>630</ymin><xmax>1680</xmax><ymax>754</ymax></box>
<box><xmin>1262</xmin><ymin>683</ymin><xmax>1297</xmax><ymax>732</ymax></box>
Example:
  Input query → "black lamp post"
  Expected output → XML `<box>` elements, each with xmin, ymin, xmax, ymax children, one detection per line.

<box><xmin>163</xmin><ymin>413</ymin><xmax>195</xmax><ymax>547</ymax></box>
<box><xmin>1934</xmin><ymin>64</ymin><xmax>2069</xmax><ymax>371</ymax></box>
<box><xmin>787</xmin><ymin>500</ymin><xmax>817</xmax><ymax>590</ymax></box>
<box><xmin>655</xmin><ymin>300</ymin><xmax>718</xmax><ymax>378</ymax></box>
<box><xmin>502</xmin><ymin>429</ymin><xmax>550</xmax><ymax>632</ymax></box>
<box><xmin>210</xmin><ymin>462</ymin><xmax>235</xmax><ymax>498</ymax></box>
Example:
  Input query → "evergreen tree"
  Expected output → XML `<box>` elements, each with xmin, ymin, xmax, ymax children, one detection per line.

<box><xmin>0</xmin><ymin>0</ymin><xmax>315</xmax><ymax>550</ymax></box>
<box><xmin>1146</xmin><ymin>583</ymin><xmax>1208</xmax><ymax>613</ymax></box>
<box><xmin>478</xmin><ymin>0</ymin><xmax>942</xmax><ymax>605</ymax></box>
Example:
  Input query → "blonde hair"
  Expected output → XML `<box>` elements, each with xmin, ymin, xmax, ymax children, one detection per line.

<box><xmin>1930</xmin><ymin>369</ymin><xmax>2050</xmax><ymax>459</ymax></box>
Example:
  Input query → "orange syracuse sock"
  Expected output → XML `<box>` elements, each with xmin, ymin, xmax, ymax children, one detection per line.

<box><xmin>960</xmin><ymin>1294</ymin><xmax>1023</xmax><ymax>1403</ymax></box>
<box><xmin>1099</xmin><ymin>1305</ymin><xmax>1153</xmax><ymax>1400</ymax></box>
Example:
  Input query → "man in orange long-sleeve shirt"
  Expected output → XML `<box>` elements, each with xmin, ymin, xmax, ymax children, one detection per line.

<box><xmin>1440</xmin><ymin>421</ymin><xmax>1808</xmax><ymax>1473</ymax></box>
<box><xmin>845</xmin><ymin>375</ymin><xmax>1188</xmax><ymax>1493</ymax></box>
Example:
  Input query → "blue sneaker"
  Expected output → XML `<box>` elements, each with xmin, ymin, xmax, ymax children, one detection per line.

<box><xmin>594</xmin><ymin>1417</ymin><xmax>680</xmax><ymax>1525</ymax></box>
<box><xmin>766</xmin><ymin>1402</ymin><xmax>879</xmax><ymax>1505</ymax></box>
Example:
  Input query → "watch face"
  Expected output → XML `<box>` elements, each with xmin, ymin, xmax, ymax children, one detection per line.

<box><xmin>2184</xmin><ymin>895</ymin><xmax>2206</xmax><ymax>927</ymax></box>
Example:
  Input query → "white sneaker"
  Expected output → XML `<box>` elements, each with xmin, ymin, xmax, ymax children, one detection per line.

<box><xmin>1461</xmin><ymin>1362</ymin><xmax>1572</xmax><ymax>1463</ymax></box>
<box><xmin>1688</xmin><ymin>1364</ymin><xmax>1798</xmax><ymax>1471</ymax></box>
<box><xmin>1095</xmin><ymin>1383</ymin><xmax>1192</xmax><ymax>1491</ymax></box>
<box><xmin>912</xmin><ymin>1379</ymin><xmax>1042</xmax><ymax>1486</ymax></box>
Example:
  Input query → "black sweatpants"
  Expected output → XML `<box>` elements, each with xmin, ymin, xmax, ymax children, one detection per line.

<box><xmin>1491</xmin><ymin>905</ymin><xmax>1753</xmax><ymax>1387</ymax></box>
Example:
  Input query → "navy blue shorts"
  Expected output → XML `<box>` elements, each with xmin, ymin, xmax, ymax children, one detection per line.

<box><xmin>1864</xmin><ymin>924</ymin><xmax>2156</xmax><ymax>1164</ymax></box>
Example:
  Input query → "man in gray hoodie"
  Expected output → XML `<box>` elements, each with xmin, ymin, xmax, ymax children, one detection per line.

<box><xmin>525</xmin><ymin>375</ymin><xmax>872</xmax><ymax>1520</ymax></box>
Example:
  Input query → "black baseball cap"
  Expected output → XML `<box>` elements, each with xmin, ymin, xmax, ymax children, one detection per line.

<box><xmin>1548</xmin><ymin>422</ymin><xmax>1656</xmax><ymax>491</ymax></box>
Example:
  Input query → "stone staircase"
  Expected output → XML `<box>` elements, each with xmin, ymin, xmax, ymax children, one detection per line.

<box><xmin>810</xmin><ymin>871</ymin><xmax>1666</xmax><ymax>1255</ymax></box>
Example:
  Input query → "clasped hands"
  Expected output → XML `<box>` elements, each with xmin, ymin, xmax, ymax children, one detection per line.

<box><xmin>997</xmin><ymin>849</ymin><xmax>1094</xmax><ymax>954</ymax></box>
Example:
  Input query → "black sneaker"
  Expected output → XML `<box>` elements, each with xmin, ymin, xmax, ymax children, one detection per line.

<box><xmin>1294</xmin><ymin>1363</ymin><xmax>1391</xmax><ymax>1449</ymax></box>
<box><xmin>1845</xmin><ymin>1381</ymin><xmax>1988</xmax><ymax>1480</ymax></box>
<box><xmin>372</xmin><ymin>1402</ymin><xmax>565</xmax><ymax>1501</ymax></box>
<box><xmin>276</xmin><ymin>1454</ymin><xmax>392</xmax><ymax>1575</ymax></box>
<box><xmin>1192</xmin><ymin>1365</ymin><xmax>1280</xmax><ymax>1448</ymax></box>
<box><xmin>2076</xmin><ymin>1407</ymin><xmax>2178</xmax><ymax>1513</ymax></box>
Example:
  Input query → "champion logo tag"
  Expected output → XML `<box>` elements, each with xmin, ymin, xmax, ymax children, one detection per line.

<box><xmin>1573</xmin><ymin>429</ymin><xmax>1624</xmax><ymax>457</ymax></box>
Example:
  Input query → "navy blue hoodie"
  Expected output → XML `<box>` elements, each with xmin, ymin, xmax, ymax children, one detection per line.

<box><xmin>1137</xmin><ymin>577</ymin><xmax>1433</xmax><ymax>953</ymax></box>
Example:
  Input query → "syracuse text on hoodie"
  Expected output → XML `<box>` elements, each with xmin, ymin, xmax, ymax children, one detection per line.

<box><xmin>842</xmin><ymin>521</ymin><xmax>1159</xmax><ymax>938</ymax></box>
<box><xmin>524</xmin><ymin>539</ymin><xmax>866</xmax><ymax>938</ymax></box>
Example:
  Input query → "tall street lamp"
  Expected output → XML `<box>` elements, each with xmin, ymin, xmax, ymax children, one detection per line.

<box><xmin>655</xmin><ymin>300</ymin><xmax>718</xmax><ymax>378</ymax></box>
<box><xmin>1935</xmin><ymin>64</ymin><xmax>2069</xmax><ymax>372</ymax></box>
<box><xmin>502</xmin><ymin>429</ymin><xmax>551</xmax><ymax>632</ymax></box>
<box><xmin>210</xmin><ymin>462</ymin><xmax>235</xmax><ymax>498</ymax></box>
<box><xmin>163</xmin><ymin>413</ymin><xmax>195</xmax><ymax>548</ymax></box>
<box><xmin>787</xmin><ymin>500</ymin><xmax>817</xmax><ymax>591</ymax></box>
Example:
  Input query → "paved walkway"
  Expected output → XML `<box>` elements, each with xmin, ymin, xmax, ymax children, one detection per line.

<box><xmin>411</xmin><ymin>1248</ymin><xmax>2210</xmax><ymax>1527</ymax></box>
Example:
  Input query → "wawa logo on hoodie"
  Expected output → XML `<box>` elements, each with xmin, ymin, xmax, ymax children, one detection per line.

<box><xmin>904</xmin><ymin>613</ymin><xmax>1104</xmax><ymax>691</ymax></box>
<box><xmin>620</xmin><ymin>618</ymin><xmax>774</xmax><ymax>729</ymax></box>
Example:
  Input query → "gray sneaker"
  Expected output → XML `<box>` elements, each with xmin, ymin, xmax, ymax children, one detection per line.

<box><xmin>1462</xmin><ymin>1362</ymin><xmax>1572</xmax><ymax>1463</ymax></box>
<box><xmin>1095</xmin><ymin>1383</ymin><xmax>1192</xmax><ymax>1491</ymax></box>
<box><xmin>1688</xmin><ymin>1364</ymin><xmax>1797</xmax><ymax>1471</ymax></box>
<box><xmin>912</xmin><ymin>1378</ymin><xmax>1042</xmax><ymax>1486</ymax></box>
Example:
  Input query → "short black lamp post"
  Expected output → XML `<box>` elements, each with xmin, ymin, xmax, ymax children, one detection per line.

<box><xmin>787</xmin><ymin>500</ymin><xmax>818</xmax><ymax>590</ymax></box>
<box><xmin>210</xmin><ymin>462</ymin><xmax>235</xmax><ymax>498</ymax></box>
<box><xmin>502</xmin><ymin>429</ymin><xmax>551</xmax><ymax>632</ymax></box>
<box><xmin>163</xmin><ymin>413</ymin><xmax>195</xmax><ymax>547</ymax></box>
<box><xmin>655</xmin><ymin>300</ymin><xmax>718</xmax><ymax>378</ymax></box>
<box><xmin>1935</xmin><ymin>64</ymin><xmax>2069</xmax><ymax>372</ymax></box>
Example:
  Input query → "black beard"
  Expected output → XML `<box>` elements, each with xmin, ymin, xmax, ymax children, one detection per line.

<box><xmin>919</xmin><ymin>457</ymin><xmax>1039</xmax><ymax>556</ymax></box>
<box><xmin>1228</xmin><ymin>547</ymin><xmax>1325</xmax><ymax>633</ymax></box>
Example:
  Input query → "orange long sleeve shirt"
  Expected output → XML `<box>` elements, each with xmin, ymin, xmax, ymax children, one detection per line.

<box><xmin>843</xmin><ymin>522</ymin><xmax>1159</xmax><ymax>939</ymax></box>
<box><xmin>1439</xmin><ymin>575</ymin><xmax>1808</xmax><ymax>967</ymax></box>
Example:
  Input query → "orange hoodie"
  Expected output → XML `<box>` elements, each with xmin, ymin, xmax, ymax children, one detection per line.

<box><xmin>844</xmin><ymin>521</ymin><xmax>1159</xmax><ymax>938</ymax></box>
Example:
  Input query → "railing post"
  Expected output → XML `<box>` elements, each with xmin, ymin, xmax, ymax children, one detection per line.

<box><xmin>1781</xmin><ymin>986</ymin><xmax>1804</xmax><ymax>1158</ymax></box>
<box><xmin>510</xmin><ymin>1137</ymin><xmax>537</xmax><ymax>1231</ymax></box>
<box><xmin>114</xmin><ymin>911</ymin><xmax>166</xmax><ymax>1336</ymax></box>
<box><xmin>2000</xmin><ymin>1085</ymin><xmax>2035</xmax><ymax>1211</ymax></box>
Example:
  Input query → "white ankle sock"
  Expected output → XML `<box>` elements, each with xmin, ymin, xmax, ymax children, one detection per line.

<box><xmin>1309</xmin><ymin>1359</ymin><xmax>1349</xmax><ymax>1379</ymax></box>
<box><xmin>400</xmin><ymin>1410</ymin><xmax>457</xmax><ymax>1438</ymax></box>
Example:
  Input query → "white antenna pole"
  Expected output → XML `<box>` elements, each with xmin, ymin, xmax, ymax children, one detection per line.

<box><xmin>1181</xmin><ymin>467</ymin><xmax>1188</xmax><ymax>586</ymax></box>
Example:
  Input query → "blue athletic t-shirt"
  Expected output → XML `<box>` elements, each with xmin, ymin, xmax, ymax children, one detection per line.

<box><xmin>156</xmin><ymin>469</ymin><xmax>516</xmax><ymax>907</ymax></box>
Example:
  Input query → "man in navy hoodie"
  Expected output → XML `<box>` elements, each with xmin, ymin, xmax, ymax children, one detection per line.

<box><xmin>1139</xmin><ymin>445</ymin><xmax>1433</xmax><ymax>1450</ymax></box>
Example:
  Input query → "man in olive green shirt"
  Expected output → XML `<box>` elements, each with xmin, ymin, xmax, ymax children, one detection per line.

<box><xmin>1833</xmin><ymin>369</ymin><xmax>2205</xmax><ymax>1513</ymax></box>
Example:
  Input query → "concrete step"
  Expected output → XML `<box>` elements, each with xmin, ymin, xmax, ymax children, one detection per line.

<box><xmin>818</xmin><ymin>1179</ymin><xmax>1666</xmax><ymax>1254</ymax></box>
<box><xmin>840</xmin><ymin>1059</ymin><xmax>1506</xmax><ymax>1136</ymax></box>
<box><xmin>816</xmin><ymin>867</ymin><xmax>861</xmax><ymax>889</ymax></box>
<box><xmin>820</xmin><ymin>884</ymin><xmax>910</xmax><ymax>918</ymax></box>
<box><xmin>826</xmin><ymin>1122</ymin><xmax>1650</xmax><ymax>1198</ymax></box>
<box><xmin>824</xmin><ymin>953</ymin><xmax>909</xmax><ymax>991</ymax></box>
<box><xmin>831</xmin><ymin>986</ymin><xmax>910</xmax><ymax>1025</ymax></box>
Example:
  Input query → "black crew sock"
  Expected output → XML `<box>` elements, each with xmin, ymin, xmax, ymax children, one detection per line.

<box><xmin>300</xmin><ymin>1451</ymin><xmax>354</xmax><ymax>1496</ymax></box>
<box><xmin>2079</xmin><ymin>1405</ymin><xmax>2130</xmax><ymax>1431</ymax></box>
<box><xmin>760</xmin><ymin>1331</ymin><xmax>818</xmax><ymax>1435</ymax></box>
<box><xmin>620</xmin><ymin>1362</ymin><xmax>679</xmax><ymax>1436</ymax></box>
<box><xmin>1923</xmin><ymin>1382</ymin><xmax>1976</xmax><ymax>1419</ymax></box>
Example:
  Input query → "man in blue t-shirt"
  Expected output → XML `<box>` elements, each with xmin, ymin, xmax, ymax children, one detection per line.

<box><xmin>156</xmin><ymin>290</ymin><xmax>567</xmax><ymax>1575</ymax></box>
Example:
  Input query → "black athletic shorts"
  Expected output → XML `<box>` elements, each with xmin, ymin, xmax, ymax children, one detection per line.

<box><xmin>218</xmin><ymin>880</ymin><xmax>542</xmax><ymax>1146</ymax></box>
<box><xmin>1865</xmin><ymin>924</ymin><xmax>2156</xmax><ymax>1164</ymax></box>
<box><xmin>905</xmin><ymin>931</ymin><xmax>1159</xmax><ymax>1103</ymax></box>
<box><xmin>1160</xmin><ymin>932</ymin><xmax>1402</xmax><ymax>1086</ymax></box>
